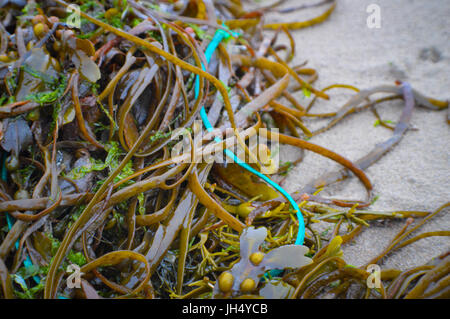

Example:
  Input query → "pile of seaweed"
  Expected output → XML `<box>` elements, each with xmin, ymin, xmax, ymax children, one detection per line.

<box><xmin>0</xmin><ymin>0</ymin><xmax>448</xmax><ymax>299</ymax></box>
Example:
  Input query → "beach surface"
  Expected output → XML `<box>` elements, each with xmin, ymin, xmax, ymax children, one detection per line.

<box><xmin>255</xmin><ymin>0</ymin><xmax>449</xmax><ymax>270</ymax></box>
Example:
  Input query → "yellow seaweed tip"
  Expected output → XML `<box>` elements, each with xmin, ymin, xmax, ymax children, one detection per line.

<box><xmin>218</xmin><ymin>271</ymin><xmax>234</xmax><ymax>293</ymax></box>
<box><xmin>249</xmin><ymin>252</ymin><xmax>265</xmax><ymax>266</ymax></box>
<box><xmin>240</xmin><ymin>278</ymin><xmax>256</xmax><ymax>293</ymax></box>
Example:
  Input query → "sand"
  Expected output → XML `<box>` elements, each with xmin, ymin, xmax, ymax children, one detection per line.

<box><xmin>253</xmin><ymin>0</ymin><xmax>450</xmax><ymax>270</ymax></box>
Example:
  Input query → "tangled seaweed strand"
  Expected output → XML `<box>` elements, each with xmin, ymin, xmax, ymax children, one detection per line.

<box><xmin>0</xmin><ymin>0</ymin><xmax>448</xmax><ymax>299</ymax></box>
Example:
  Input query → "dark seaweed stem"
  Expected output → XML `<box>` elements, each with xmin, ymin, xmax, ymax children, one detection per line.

<box><xmin>0</xmin><ymin>0</ymin><xmax>448</xmax><ymax>299</ymax></box>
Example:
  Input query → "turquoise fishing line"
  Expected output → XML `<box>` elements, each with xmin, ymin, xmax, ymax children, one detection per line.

<box><xmin>194</xmin><ymin>27</ymin><xmax>305</xmax><ymax>246</ymax></box>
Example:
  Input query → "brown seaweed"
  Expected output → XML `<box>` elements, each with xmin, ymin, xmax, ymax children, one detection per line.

<box><xmin>0</xmin><ymin>0</ymin><xmax>447</xmax><ymax>299</ymax></box>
